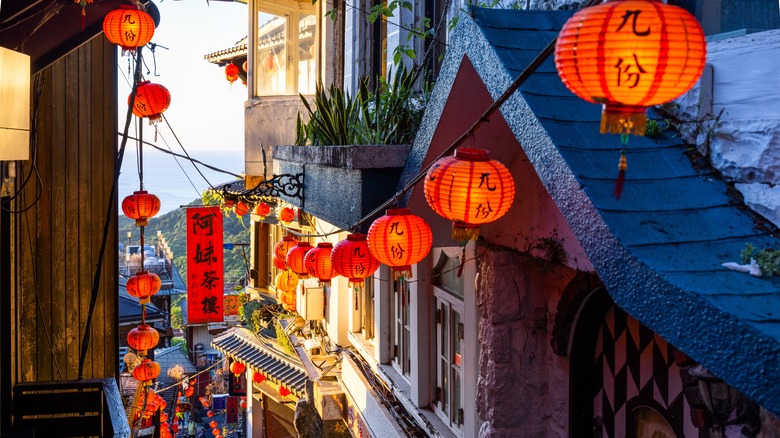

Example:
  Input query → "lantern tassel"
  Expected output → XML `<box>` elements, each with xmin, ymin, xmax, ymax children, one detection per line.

<box><xmin>601</xmin><ymin>105</ymin><xmax>646</xmax><ymax>135</ymax></box>
<box><xmin>451</xmin><ymin>222</ymin><xmax>480</xmax><ymax>242</ymax></box>
<box><xmin>613</xmin><ymin>140</ymin><xmax>628</xmax><ymax>199</ymax></box>
<box><xmin>392</xmin><ymin>267</ymin><xmax>412</xmax><ymax>281</ymax></box>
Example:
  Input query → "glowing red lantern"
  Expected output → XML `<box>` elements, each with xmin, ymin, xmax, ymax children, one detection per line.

<box><xmin>278</xmin><ymin>386</ymin><xmax>291</xmax><ymax>397</ymax></box>
<box><xmin>225</xmin><ymin>64</ymin><xmax>240</xmax><ymax>84</ymax></box>
<box><xmin>126</xmin><ymin>271</ymin><xmax>161</xmax><ymax>304</ymax></box>
<box><xmin>207</xmin><ymin>410</ymin><xmax>214</xmax><ymax>418</ymax></box>
<box><xmin>273</xmin><ymin>236</ymin><xmax>298</xmax><ymax>260</ymax></box>
<box><xmin>122</xmin><ymin>190</ymin><xmax>161</xmax><ymax>226</ymax></box>
<box><xmin>281</xmin><ymin>290</ymin><xmax>296</xmax><ymax>312</ymax></box>
<box><xmin>212</xmin><ymin>429</ymin><xmax>220</xmax><ymax>437</ymax></box>
<box><xmin>172</xmin><ymin>424</ymin><xmax>179</xmax><ymax>433</ymax></box>
<box><xmin>368</xmin><ymin>209</ymin><xmax>432</xmax><ymax>279</ymax></box>
<box><xmin>230</xmin><ymin>361</ymin><xmax>246</xmax><ymax>376</ymax></box>
<box><xmin>127</xmin><ymin>324</ymin><xmax>159</xmax><ymax>356</ymax></box>
<box><xmin>240</xmin><ymin>399</ymin><xmax>247</xmax><ymax>409</ymax></box>
<box><xmin>209</xmin><ymin>421</ymin><xmax>218</xmax><ymax>429</ymax></box>
<box><xmin>252</xmin><ymin>371</ymin><xmax>266</xmax><ymax>384</ymax></box>
<box><xmin>555</xmin><ymin>0</ymin><xmax>706</xmax><ymax>135</ymax></box>
<box><xmin>424</xmin><ymin>148</ymin><xmax>515</xmax><ymax>241</ymax></box>
<box><xmin>233</xmin><ymin>202</ymin><xmax>249</xmax><ymax>216</ymax></box>
<box><xmin>103</xmin><ymin>5</ymin><xmax>155</xmax><ymax>53</ymax></box>
<box><xmin>160</xmin><ymin>413</ymin><xmax>169</xmax><ymax>422</ymax></box>
<box><xmin>286</xmin><ymin>242</ymin><xmax>312</xmax><ymax>277</ymax></box>
<box><xmin>274</xmin><ymin>270</ymin><xmax>299</xmax><ymax>294</ymax></box>
<box><xmin>273</xmin><ymin>255</ymin><xmax>287</xmax><ymax>270</ymax></box>
<box><xmin>129</xmin><ymin>81</ymin><xmax>171</xmax><ymax>124</ymax></box>
<box><xmin>331</xmin><ymin>233</ymin><xmax>380</xmax><ymax>286</ymax></box>
<box><xmin>254</xmin><ymin>202</ymin><xmax>271</xmax><ymax>219</ymax></box>
<box><xmin>242</xmin><ymin>60</ymin><xmax>248</xmax><ymax>72</ymax></box>
<box><xmin>279</xmin><ymin>207</ymin><xmax>295</xmax><ymax>223</ymax></box>
<box><xmin>305</xmin><ymin>243</ymin><xmax>337</xmax><ymax>283</ymax></box>
<box><xmin>132</xmin><ymin>359</ymin><xmax>161</xmax><ymax>382</ymax></box>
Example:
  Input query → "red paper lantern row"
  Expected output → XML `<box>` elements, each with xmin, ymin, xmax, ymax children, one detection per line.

<box><xmin>252</xmin><ymin>371</ymin><xmax>266</xmax><ymax>384</ymax></box>
<box><xmin>129</xmin><ymin>81</ymin><xmax>171</xmax><ymax>124</ymax></box>
<box><xmin>233</xmin><ymin>202</ymin><xmax>249</xmax><ymax>216</ymax></box>
<box><xmin>230</xmin><ymin>361</ymin><xmax>246</xmax><ymax>376</ymax></box>
<box><xmin>122</xmin><ymin>190</ymin><xmax>161</xmax><ymax>226</ymax></box>
<box><xmin>554</xmin><ymin>0</ymin><xmax>706</xmax><ymax>135</ymax></box>
<box><xmin>240</xmin><ymin>399</ymin><xmax>247</xmax><ymax>409</ymax></box>
<box><xmin>132</xmin><ymin>359</ymin><xmax>161</xmax><ymax>382</ymax></box>
<box><xmin>278</xmin><ymin>386</ymin><xmax>291</xmax><ymax>397</ymax></box>
<box><xmin>254</xmin><ymin>202</ymin><xmax>271</xmax><ymax>219</ymax></box>
<box><xmin>424</xmin><ymin>147</ymin><xmax>515</xmax><ymax>241</ymax></box>
<box><xmin>331</xmin><ymin>233</ymin><xmax>380</xmax><ymax>286</ymax></box>
<box><xmin>207</xmin><ymin>410</ymin><xmax>214</xmax><ymax>418</ymax></box>
<box><xmin>273</xmin><ymin>236</ymin><xmax>298</xmax><ymax>261</ymax></box>
<box><xmin>273</xmin><ymin>255</ymin><xmax>287</xmax><ymax>270</ymax></box>
<box><xmin>127</xmin><ymin>323</ymin><xmax>159</xmax><ymax>356</ymax></box>
<box><xmin>103</xmin><ymin>5</ymin><xmax>155</xmax><ymax>52</ymax></box>
<box><xmin>305</xmin><ymin>243</ymin><xmax>337</xmax><ymax>283</ymax></box>
<box><xmin>212</xmin><ymin>429</ymin><xmax>220</xmax><ymax>437</ymax></box>
<box><xmin>209</xmin><ymin>420</ymin><xmax>218</xmax><ymax>429</ymax></box>
<box><xmin>225</xmin><ymin>63</ymin><xmax>239</xmax><ymax>84</ymax></box>
<box><xmin>368</xmin><ymin>209</ymin><xmax>432</xmax><ymax>279</ymax></box>
<box><xmin>275</xmin><ymin>270</ymin><xmax>299</xmax><ymax>294</ymax></box>
<box><xmin>279</xmin><ymin>207</ymin><xmax>295</xmax><ymax>223</ymax></box>
<box><xmin>286</xmin><ymin>242</ymin><xmax>312</xmax><ymax>278</ymax></box>
<box><xmin>126</xmin><ymin>271</ymin><xmax>161</xmax><ymax>304</ymax></box>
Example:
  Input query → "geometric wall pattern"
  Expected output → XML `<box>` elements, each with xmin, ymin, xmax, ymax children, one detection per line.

<box><xmin>593</xmin><ymin>305</ymin><xmax>699</xmax><ymax>437</ymax></box>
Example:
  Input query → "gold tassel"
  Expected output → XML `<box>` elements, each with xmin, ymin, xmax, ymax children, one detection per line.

<box><xmin>601</xmin><ymin>105</ymin><xmax>646</xmax><ymax>135</ymax></box>
<box><xmin>452</xmin><ymin>222</ymin><xmax>480</xmax><ymax>241</ymax></box>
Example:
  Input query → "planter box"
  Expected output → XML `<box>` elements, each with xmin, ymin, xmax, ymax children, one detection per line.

<box><xmin>272</xmin><ymin>145</ymin><xmax>411</xmax><ymax>230</ymax></box>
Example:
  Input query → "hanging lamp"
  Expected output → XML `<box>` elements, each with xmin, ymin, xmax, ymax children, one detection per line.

<box><xmin>233</xmin><ymin>202</ymin><xmax>249</xmax><ymax>216</ymax></box>
<box><xmin>273</xmin><ymin>236</ymin><xmax>298</xmax><ymax>261</ymax></box>
<box><xmin>127</xmin><ymin>324</ymin><xmax>159</xmax><ymax>357</ymax></box>
<box><xmin>254</xmin><ymin>202</ymin><xmax>271</xmax><ymax>220</ymax></box>
<box><xmin>279</xmin><ymin>207</ymin><xmax>295</xmax><ymax>223</ymax></box>
<box><xmin>103</xmin><ymin>5</ymin><xmax>156</xmax><ymax>53</ymax></box>
<box><xmin>286</xmin><ymin>242</ymin><xmax>312</xmax><ymax>278</ymax></box>
<box><xmin>132</xmin><ymin>359</ymin><xmax>161</xmax><ymax>383</ymax></box>
<box><xmin>225</xmin><ymin>64</ymin><xmax>239</xmax><ymax>84</ymax></box>
<box><xmin>229</xmin><ymin>361</ymin><xmax>246</xmax><ymax>376</ymax></box>
<box><xmin>274</xmin><ymin>270</ymin><xmax>299</xmax><ymax>294</ymax></box>
<box><xmin>367</xmin><ymin>209</ymin><xmax>432</xmax><ymax>279</ymax></box>
<box><xmin>305</xmin><ymin>243</ymin><xmax>337</xmax><ymax>283</ymax></box>
<box><xmin>126</xmin><ymin>271</ymin><xmax>161</xmax><ymax>304</ymax></box>
<box><xmin>122</xmin><ymin>190</ymin><xmax>161</xmax><ymax>226</ymax></box>
<box><xmin>331</xmin><ymin>233</ymin><xmax>380</xmax><ymax>286</ymax></box>
<box><xmin>129</xmin><ymin>81</ymin><xmax>171</xmax><ymax>125</ymax></box>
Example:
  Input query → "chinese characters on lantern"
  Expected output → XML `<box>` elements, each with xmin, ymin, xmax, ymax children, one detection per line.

<box><xmin>187</xmin><ymin>207</ymin><xmax>224</xmax><ymax>324</ymax></box>
<box><xmin>613</xmin><ymin>10</ymin><xmax>650</xmax><ymax>90</ymax></box>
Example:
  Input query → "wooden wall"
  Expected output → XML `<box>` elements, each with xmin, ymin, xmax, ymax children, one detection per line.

<box><xmin>12</xmin><ymin>35</ymin><xmax>118</xmax><ymax>383</ymax></box>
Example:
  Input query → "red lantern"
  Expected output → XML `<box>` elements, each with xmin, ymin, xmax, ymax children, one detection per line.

<box><xmin>286</xmin><ymin>242</ymin><xmax>312</xmax><ymax>277</ymax></box>
<box><xmin>129</xmin><ymin>81</ymin><xmax>171</xmax><ymax>124</ymax></box>
<box><xmin>233</xmin><ymin>202</ymin><xmax>249</xmax><ymax>216</ymax></box>
<box><xmin>207</xmin><ymin>410</ymin><xmax>214</xmax><ymax>417</ymax></box>
<box><xmin>132</xmin><ymin>359</ymin><xmax>161</xmax><ymax>382</ymax></box>
<box><xmin>331</xmin><ymin>234</ymin><xmax>380</xmax><ymax>286</ymax></box>
<box><xmin>240</xmin><ymin>399</ymin><xmax>247</xmax><ymax>409</ymax></box>
<box><xmin>212</xmin><ymin>429</ymin><xmax>220</xmax><ymax>437</ymax></box>
<box><xmin>254</xmin><ymin>202</ymin><xmax>271</xmax><ymax>219</ymax></box>
<box><xmin>279</xmin><ymin>207</ymin><xmax>295</xmax><ymax>223</ymax></box>
<box><xmin>273</xmin><ymin>255</ymin><xmax>287</xmax><ymax>270</ymax></box>
<box><xmin>252</xmin><ymin>371</ymin><xmax>266</xmax><ymax>384</ymax></box>
<box><xmin>172</xmin><ymin>424</ymin><xmax>179</xmax><ymax>433</ymax></box>
<box><xmin>209</xmin><ymin>421</ymin><xmax>218</xmax><ymax>429</ymax></box>
<box><xmin>185</xmin><ymin>386</ymin><xmax>194</xmax><ymax>398</ymax></box>
<box><xmin>263</xmin><ymin>53</ymin><xmax>275</xmax><ymax>71</ymax></box>
<box><xmin>242</xmin><ymin>60</ymin><xmax>248</xmax><ymax>72</ymax></box>
<box><xmin>305</xmin><ymin>243</ymin><xmax>337</xmax><ymax>283</ymax></box>
<box><xmin>273</xmin><ymin>236</ymin><xmax>298</xmax><ymax>261</ymax></box>
<box><xmin>555</xmin><ymin>0</ymin><xmax>706</xmax><ymax>135</ymax></box>
<box><xmin>225</xmin><ymin>64</ymin><xmax>240</xmax><ymax>84</ymax></box>
<box><xmin>278</xmin><ymin>386</ymin><xmax>291</xmax><ymax>397</ymax></box>
<box><xmin>274</xmin><ymin>270</ymin><xmax>299</xmax><ymax>294</ymax></box>
<box><xmin>424</xmin><ymin>148</ymin><xmax>515</xmax><ymax>241</ymax></box>
<box><xmin>127</xmin><ymin>324</ymin><xmax>159</xmax><ymax>357</ymax></box>
<box><xmin>368</xmin><ymin>209</ymin><xmax>432</xmax><ymax>279</ymax></box>
<box><xmin>126</xmin><ymin>271</ymin><xmax>161</xmax><ymax>304</ymax></box>
<box><xmin>103</xmin><ymin>5</ymin><xmax>155</xmax><ymax>53</ymax></box>
<box><xmin>281</xmin><ymin>290</ymin><xmax>296</xmax><ymax>312</ymax></box>
<box><xmin>122</xmin><ymin>190</ymin><xmax>161</xmax><ymax>226</ymax></box>
<box><xmin>160</xmin><ymin>413</ymin><xmax>169</xmax><ymax>422</ymax></box>
<box><xmin>230</xmin><ymin>361</ymin><xmax>246</xmax><ymax>376</ymax></box>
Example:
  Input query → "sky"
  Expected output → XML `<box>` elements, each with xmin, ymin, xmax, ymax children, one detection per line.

<box><xmin>118</xmin><ymin>0</ymin><xmax>249</xmax><ymax>213</ymax></box>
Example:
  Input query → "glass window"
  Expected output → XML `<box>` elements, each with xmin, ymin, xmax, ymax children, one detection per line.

<box><xmin>435</xmin><ymin>290</ymin><xmax>464</xmax><ymax>435</ymax></box>
<box><xmin>432</xmin><ymin>251</ymin><xmax>464</xmax><ymax>299</ymax></box>
<box><xmin>361</xmin><ymin>278</ymin><xmax>375</xmax><ymax>340</ymax></box>
<box><xmin>393</xmin><ymin>279</ymin><xmax>410</xmax><ymax>376</ymax></box>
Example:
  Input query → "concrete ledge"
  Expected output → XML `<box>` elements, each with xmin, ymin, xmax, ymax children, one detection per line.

<box><xmin>273</xmin><ymin>144</ymin><xmax>411</xmax><ymax>169</ymax></box>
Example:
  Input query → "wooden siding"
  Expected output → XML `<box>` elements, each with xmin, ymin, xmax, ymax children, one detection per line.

<box><xmin>12</xmin><ymin>35</ymin><xmax>118</xmax><ymax>383</ymax></box>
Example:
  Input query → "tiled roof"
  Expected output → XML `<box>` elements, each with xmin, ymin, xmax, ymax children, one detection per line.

<box><xmin>211</xmin><ymin>328</ymin><xmax>307</xmax><ymax>398</ymax></box>
<box><xmin>413</xmin><ymin>7</ymin><xmax>780</xmax><ymax>415</ymax></box>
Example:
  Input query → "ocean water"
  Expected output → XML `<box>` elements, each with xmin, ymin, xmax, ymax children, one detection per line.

<box><xmin>119</xmin><ymin>148</ymin><xmax>244</xmax><ymax>215</ymax></box>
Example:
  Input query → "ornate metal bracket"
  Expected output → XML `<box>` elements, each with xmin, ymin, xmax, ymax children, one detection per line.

<box><xmin>215</xmin><ymin>173</ymin><xmax>304</xmax><ymax>205</ymax></box>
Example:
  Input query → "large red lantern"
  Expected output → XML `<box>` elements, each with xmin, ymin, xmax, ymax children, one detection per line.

<box><xmin>279</xmin><ymin>207</ymin><xmax>295</xmax><ymax>223</ymax></box>
<box><xmin>273</xmin><ymin>236</ymin><xmax>298</xmax><ymax>261</ymax></box>
<box><xmin>132</xmin><ymin>359</ymin><xmax>161</xmax><ymax>382</ymax></box>
<box><xmin>368</xmin><ymin>209</ymin><xmax>432</xmax><ymax>279</ymax></box>
<box><xmin>240</xmin><ymin>399</ymin><xmax>247</xmax><ymax>409</ymax></box>
<box><xmin>127</xmin><ymin>324</ymin><xmax>159</xmax><ymax>357</ymax></box>
<box><xmin>254</xmin><ymin>202</ymin><xmax>271</xmax><ymax>219</ymax></box>
<box><xmin>555</xmin><ymin>0</ymin><xmax>706</xmax><ymax>135</ymax></box>
<box><xmin>129</xmin><ymin>81</ymin><xmax>171</xmax><ymax>124</ymax></box>
<box><xmin>209</xmin><ymin>421</ymin><xmax>218</xmax><ymax>429</ymax></box>
<box><xmin>274</xmin><ymin>270</ymin><xmax>299</xmax><ymax>294</ymax></box>
<box><xmin>278</xmin><ymin>386</ymin><xmax>291</xmax><ymax>397</ymax></box>
<box><xmin>103</xmin><ymin>5</ymin><xmax>155</xmax><ymax>53</ymax></box>
<box><xmin>331</xmin><ymin>234</ymin><xmax>380</xmax><ymax>286</ymax></box>
<box><xmin>286</xmin><ymin>242</ymin><xmax>312</xmax><ymax>277</ymax></box>
<box><xmin>424</xmin><ymin>148</ymin><xmax>515</xmax><ymax>241</ymax></box>
<box><xmin>207</xmin><ymin>410</ymin><xmax>214</xmax><ymax>418</ymax></box>
<box><xmin>233</xmin><ymin>202</ymin><xmax>249</xmax><ymax>216</ymax></box>
<box><xmin>212</xmin><ymin>429</ymin><xmax>220</xmax><ymax>437</ymax></box>
<box><xmin>305</xmin><ymin>243</ymin><xmax>337</xmax><ymax>283</ymax></box>
<box><xmin>252</xmin><ymin>371</ymin><xmax>266</xmax><ymax>384</ymax></box>
<box><xmin>126</xmin><ymin>271</ymin><xmax>161</xmax><ymax>304</ymax></box>
<box><xmin>273</xmin><ymin>255</ymin><xmax>287</xmax><ymax>270</ymax></box>
<box><xmin>122</xmin><ymin>190</ymin><xmax>161</xmax><ymax>226</ymax></box>
<box><xmin>230</xmin><ymin>361</ymin><xmax>246</xmax><ymax>376</ymax></box>
<box><xmin>225</xmin><ymin>64</ymin><xmax>239</xmax><ymax>84</ymax></box>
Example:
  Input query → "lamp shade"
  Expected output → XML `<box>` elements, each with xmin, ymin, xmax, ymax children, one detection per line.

<box><xmin>233</xmin><ymin>202</ymin><xmax>249</xmax><ymax>216</ymax></box>
<box><xmin>331</xmin><ymin>234</ymin><xmax>379</xmax><ymax>286</ymax></box>
<box><xmin>129</xmin><ymin>81</ymin><xmax>171</xmax><ymax>124</ymax></box>
<box><xmin>555</xmin><ymin>0</ymin><xmax>706</xmax><ymax>135</ymax></box>
<box><xmin>126</xmin><ymin>271</ymin><xmax>161</xmax><ymax>304</ymax></box>
<box><xmin>229</xmin><ymin>361</ymin><xmax>245</xmax><ymax>376</ymax></box>
<box><xmin>279</xmin><ymin>207</ymin><xmax>295</xmax><ymax>223</ymax></box>
<box><xmin>273</xmin><ymin>236</ymin><xmax>298</xmax><ymax>261</ymax></box>
<box><xmin>278</xmin><ymin>386</ymin><xmax>291</xmax><ymax>397</ymax></box>
<box><xmin>225</xmin><ymin>64</ymin><xmax>239</xmax><ymax>84</ymax></box>
<box><xmin>424</xmin><ymin>148</ymin><xmax>515</xmax><ymax>241</ymax></box>
<box><xmin>127</xmin><ymin>324</ymin><xmax>159</xmax><ymax>357</ymax></box>
<box><xmin>273</xmin><ymin>255</ymin><xmax>287</xmax><ymax>270</ymax></box>
<box><xmin>132</xmin><ymin>359</ymin><xmax>161</xmax><ymax>382</ymax></box>
<box><xmin>122</xmin><ymin>190</ymin><xmax>161</xmax><ymax>226</ymax></box>
<box><xmin>103</xmin><ymin>5</ymin><xmax>155</xmax><ymax>52</ymax></box>
<box><xmin>274</xmin><ymin>270</ymin><xmax>299</xmax><ymax>294</ymax></box>
<box><xmin>254</xmin><ymin>202</ymin><xmax>271</xmax><ymax>219</ymax></box>
<box><xmin>368</xmin><ymin>209</ymin><xmax>432</xmax><ymax>279</ymax></box>
<box><xmin>305</xmin><ymin>243</ymin><xmax>337</xmax><ymax>283</ymax></box>
<box><xmin>252</xmin><ymin>371</ymin><xmax>266</xmax><ymax>384</ymax></box>
<box><xmin>286</xmin><ymin>242</ymin><xmax>312</xmax><ymax>277</ymax></box>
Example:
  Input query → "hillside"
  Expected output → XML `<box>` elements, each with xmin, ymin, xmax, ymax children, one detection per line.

<box><xmin>119</xmin><ymin>199</ymin><xmax>252</xmax><ymax>289</ymax></box>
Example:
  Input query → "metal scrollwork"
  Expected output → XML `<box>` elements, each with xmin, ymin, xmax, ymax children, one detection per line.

<box><xmin>215</xmin><ymin>173</ymin><xmax>303</xmax><ymax>205</ymax></box>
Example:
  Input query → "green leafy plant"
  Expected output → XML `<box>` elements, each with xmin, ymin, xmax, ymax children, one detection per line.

<box><xmin>275</xmin><ymin>320</ymin><xmax>296</xmax><ymax>356</ymax></box>
<box><xmin>740</xmin><ymin>243</ymin><xmax>780</xmax><ymax>277</ymax></box>
<box><xmin>644</xmin><ymin>119</ymin><xmax>669</xmax><ymax>138</ymax></box>
<box><xmin>171</xmin><ymin>338</ymin><xmax>187</xmax><ymax>355</ymax></box>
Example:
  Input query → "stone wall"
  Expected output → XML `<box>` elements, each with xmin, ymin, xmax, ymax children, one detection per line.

<box><xmin>475</xmin><ymin>247</ymin><xmax>575</xmax><ymax>438</ymax></box>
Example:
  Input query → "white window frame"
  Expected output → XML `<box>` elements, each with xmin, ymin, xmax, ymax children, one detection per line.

<box><xmin>433</xmin><ymin>291</ymin><xmax>464</xmax><ymax>435</ymax></box>
<box><xmin>391</xmin><ymin>278</ymin><xmax>411</xmax><ymax>377</ymax></box>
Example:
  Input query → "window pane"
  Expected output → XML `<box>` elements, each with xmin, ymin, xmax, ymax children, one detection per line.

<box><xmin>432</xmin><ymin>252</ymin><xmax>464</xmax><ymax>299</ymax></box>
<box><xmin>441</xmin><ymin>304</ymin><xmax>448</xmax><ymax>357</ymax></box>
<box><xmin>453</xmin><ymin>368</ymin><xmax>461</xmax><ymax>425</ymax></box>
<box><xmin>441</xmin><ymin>358</ymin><xmax>449</xmax><ymax>414</ymax></box>
<box><xmin>297</xmin><ymin>14</ymin><xmax>316</xmax><ymax>94</ymax></box>
<box><xmin>453</xmin><ymin>309</ymin><xmax>461</xmax><ymax>367</ymax></box>
<box><xmin>257</xmin><ymin>13</ymin><xmax>287</xmax><ymax>95</ymax></box>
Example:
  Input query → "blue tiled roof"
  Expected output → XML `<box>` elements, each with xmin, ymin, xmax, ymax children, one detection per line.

<box><xmin>211</xmin><ymin>328</ymin><xmax>307</xmax><ymax>398</ymax></box>
<box><xmin>426</xmin><ymin>7</ymin><xmax>780</xmax><ymax>414</ymax></box>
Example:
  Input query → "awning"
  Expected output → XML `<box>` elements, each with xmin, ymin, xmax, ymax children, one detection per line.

<box><xmin>212</xmin><ymin>328</ymin><xmax>308</xmax><ymax>398</ymax></box>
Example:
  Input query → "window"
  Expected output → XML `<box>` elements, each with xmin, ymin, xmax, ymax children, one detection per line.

<box><xmin>392</xmin><ymin>279</ymin><xmax>410</xmax><ymax>376</ymax></box>
<box><xmin>254</xmin><ymin>0</ymin><xmax>318</xmax><ymax>96</ymax></box>
<box><xmin>361</xmin><ymin>279</ymin><xmax>375</xmax><ymax>340</ymax></box>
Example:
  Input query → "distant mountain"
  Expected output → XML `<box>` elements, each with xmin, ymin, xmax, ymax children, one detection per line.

<box><xmin>119</xmin><ymin>199</ymin><xmax>252</xmax><ymax>290</ymax></box>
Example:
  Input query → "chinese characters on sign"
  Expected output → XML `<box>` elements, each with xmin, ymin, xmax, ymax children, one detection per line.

<box><xmin>187</xmin><ymin>207</ymin><xmax>224</xmax><ymax>324</ymax></box>
<box><xmin>226</xmin><ymin>396</ymin><xmax>239</xmax><ymax>424</ymax></box>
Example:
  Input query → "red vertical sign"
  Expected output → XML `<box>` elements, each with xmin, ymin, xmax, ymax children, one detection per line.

<box><xmin>226</xmin><ymin>396</ymin><xmax>239</xmax><ymax>424</ymax></box>
<box><xmin>187</xmin><ymin>207</ymin><xmax>224</xmax><ymax>324</ymax></box>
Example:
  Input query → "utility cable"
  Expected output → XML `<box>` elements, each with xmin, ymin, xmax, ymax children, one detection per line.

<box><xmin>119</xmin><ymin>134</ymin><xmax>243</xmax><ymax>179</ymax></box>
